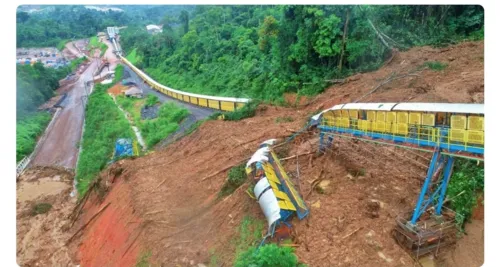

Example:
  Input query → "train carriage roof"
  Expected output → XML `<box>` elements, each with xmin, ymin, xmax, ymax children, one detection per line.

<box><xmin>121</xmin><ymin>57</ymin><xmax>250</xmax><ymax>103</ymax></box>
<box><xmin>392</xmin><ymin>103</ymin><xmax>484</xmax><ymax>114</ymax></box>
<box><xmin>310</xmin><ymin>102</ymin><xmax>484</xmax><ymax>124</ymax></box>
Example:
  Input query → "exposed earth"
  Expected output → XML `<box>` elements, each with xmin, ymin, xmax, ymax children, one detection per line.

<box><xmin>17</xmin><ymin>40</ymin><xmax>484</xmax><ymax>266</ymax></box>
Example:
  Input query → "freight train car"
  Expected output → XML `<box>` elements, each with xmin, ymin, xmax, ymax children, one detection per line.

<box><xmin>314</xmin><ymin>102</ymin><xmax>484</xmax><ymax>156</ymax></box>
<box><xmin>120</xmin><ymin>56</ymin><xmax>250</xmax><ymax>112</ymax></box>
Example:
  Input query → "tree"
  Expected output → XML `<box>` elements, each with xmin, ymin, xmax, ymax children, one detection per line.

<box><xmin>179</xmin><ymin>10</ymin><xmax>189</xmax><ymax>35</ymax></box>
<box><xmin>16</xmin><ymin>11</ymin><xmax>30</xmax><ymax>23</ymax></box>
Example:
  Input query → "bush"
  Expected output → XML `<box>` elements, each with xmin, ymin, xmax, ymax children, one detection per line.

<box><xmin>235</xmin><ymin>244</ymin><xmax>300</xmax><ymax>267</ymax></box>
<box><xmin>219</xmin><ymin>163</ymin><xmax>247</xmax><ymax>197</ymax></box>
<box><xmin>447</xmin><ymin>159</ymin><xmax>484</xmax><ymax>228</ymax></box>
<box><xmin>145</xmin><ymin>94</ymin><xmax>159</xmax><ymax>107</ymax></box>
<box><xmin>113</xmin><ymin>65</ymin><xmax>124</xmax><ymax>83</ymax></box>
<box><xmin>70</xmin><ymin>57</ymin><xmax>87</xmax><ymax>72</ymax></box>
<box><xmin>126</xmin><ymin>48</ymin><xmax>140</xmax><ymax>64</ymax></box>
<box><xmin>16</xmin><ymin>112</ymin><xmax>52</xmax><ymax>162</ymax></box>
<box><xmin>212</xmin><ymin>101</ymin><xmax>260</xmax><ymax>122</ymax></box>
<box><xmin>135</xmin><ymin>250</ymin><xmax>152</xmax><ymax>267</ymax></box>
<box><xmin>56</xmin><ymin>39</ymin><xmax>70</xmax><ymax>51</ymax></box>
<box><xmin>31</xmin><ymin>203</ymin><xmax>52</xmax><ymax>216</ymax></box>
<box><xmin>424</xmin><ymin>61</ymin><xmax>448</xmax><ymax>71</ymax></box>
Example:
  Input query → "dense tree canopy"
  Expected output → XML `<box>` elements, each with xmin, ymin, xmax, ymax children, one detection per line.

<box><xmin>120</xmin><ymin>5</ymin><xmax>484</xmax><ymax>103</ymax></box>
<box><xmin>17</xmin><ymin>5</ymin><xmax>484</xmax><ymax>103</ymax></box>
<box><xmin>16</xmin><ymin>6</ymin><xmax>131</xmax><ymax>48</ymax></box>
<box><xmin>16</xmin><ymin>63</ymin><xmax>69</xmax><ymax>117</ymax></box>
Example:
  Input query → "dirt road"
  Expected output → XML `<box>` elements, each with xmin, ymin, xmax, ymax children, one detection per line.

<box><xmin>31</xmin><ymin>59</ymin><xmax>100</xmax><ymax>169</ymax></box>
<box><xmin>101</xmin><ymin>38</ymin><xmax>120</xmax><ymax>71</ymax></box>
<box><xmin>63</xmin><ymin>39</ymin><xmax>88</xmax><ymax>59</ymax></box>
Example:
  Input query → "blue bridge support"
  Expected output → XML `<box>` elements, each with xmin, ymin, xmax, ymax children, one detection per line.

<box><xmin>318</xmin><ymin>127</ymin><xmax>465</xmax><ymax>226</ymax></box>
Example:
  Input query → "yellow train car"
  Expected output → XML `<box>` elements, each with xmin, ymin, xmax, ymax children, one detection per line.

<box><xmin>317</xmin><ymin>102</ymin><xmax>484</xmax><ymax>149</ymax></box>
<box><xmin>119</xmin><ymin>56</ymin><xmax>251</xmax><ymax>112</ymax></box>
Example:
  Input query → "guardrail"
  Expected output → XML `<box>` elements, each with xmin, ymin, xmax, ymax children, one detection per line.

<box><xmin>16</xmin><ymin>108</ymin><xmax>63</xmax><ymax>177</ymax></box>
<box><xmin>119</xmin><ymin>56</ymin><xmax>251</xmax><ymax>112</ymax></box>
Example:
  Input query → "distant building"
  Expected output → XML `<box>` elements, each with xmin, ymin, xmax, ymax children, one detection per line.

<box><xmin>146</xmin><ymin>25</ymin><xmax>163</xmax><ymax>35</ymax></box>
<box><xmin>124</xmin><ymin>86</ymin><xmax>143</xmax><ymax>98</ymax></box>
<box><xmin>107</xmin><ymin>27</ymin><xmax>119</xmax><ymax>39</ymax></box>
<box><xmin>84</xmin><ymin>6</ymin><xmax>124</xmax><ymax>13</ymax></box>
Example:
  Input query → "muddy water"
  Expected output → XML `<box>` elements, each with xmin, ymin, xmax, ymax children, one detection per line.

<box><xmin>17</xmin><ymin>177</ymin><xmax>70</xmax><ymax>202</ymax></box>
<box><xmin>419</xmin><ymin>255</ymin><xmax>437</xmax><ymax>267</ymax></box>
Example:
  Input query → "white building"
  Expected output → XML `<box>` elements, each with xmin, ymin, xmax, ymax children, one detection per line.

<box><xmin>146</xmin><ymin>25</ymin><xmax>163</xmax><ymax>35</ymax></box>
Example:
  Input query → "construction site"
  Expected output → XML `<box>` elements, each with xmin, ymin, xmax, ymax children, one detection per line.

<box><xmin>16</xmin><ymin>30</ymin><xmax>484</xmax><ymax>266</ymax></box>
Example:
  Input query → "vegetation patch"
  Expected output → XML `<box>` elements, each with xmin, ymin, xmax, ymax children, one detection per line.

<box><xmin>113</xmin><ymin>65</ymin><xmax>124</xmax><ymax>84</ymax></box>
<box><xmin>17</xmin><ymin>62</ymin><xmax>70</xmax><ymax>117</ymax></box>
<box><xmin>31</xmin><ymin>203</ymin><xmax>52</xmax><ymax>216</ymax></box>
<box><xmin>230</xmin><ymin>216</ymin><xmax>301</xmax><ymax>266</ymax></box>
<box><xmin>126</xmin><ymin>48</ymin><xmax>140</xmax><ymax>64</ymax></box>
<box><xmin>275</xmin><ymin>116</ymin><xmax>294</xmax><ymax>123</ymax></box>
<box><xmin>234</xmin><ymin>216</ymin><xmax>265</xmax><ymax>256</ymax></box>
<box><xmin>88</xmin><ymin>36</ymin><xmax>99</xmax><ymax>48</ymax></box>
<box><xmin>219</xmin><ymin>163</ymin><xmax>247</xmax><ymax>197</ymax></box>
<box><xmin>87</xmin><ymin>36</ymin><xmax>108</xmax><ymax>58</ymax></box>
<box><xmin>76</xmin><ymin>84</ymin><xmax>135</xmax><ymax>196</ymax></box>
<box><xmin>140</xmin><ymin>103</ymin><xmax>189</xmax><ymax>147</ymax></box>
<box><xmin>116</xmin><ymin>95</ymin><xmax>190</xmax><ymax>148</ymax></box>
<box><xmin>447</xmin><ymin>159</ymin><xmax>484</xmax><ymax>228</ymax></box>
<box><xmin>145</xmin><ymin>94</ymin><xmax>159</xmax><ymax>107</ymax></box>
<box><xmin>99</xmin><ymin>43</ymin><xmax>108</xmax><ymax>57</ymax></box>
<box><xmin>117</xmin><ymin>96</ymin><xmax>144</xmax><ymax>122</ymax></box>
<box><xmin>135</xmin><ymin>250</ymin><xmax>152</xmax><ymax>267</ymax></box>
<box><xmin>210</xmin><ymin>101</ymin><xmax>260</xmax><ymax>122</ymax></box>
<box><xmin>423</xmin><ymin>61</ymin><xmax>448</xmax><ymax>71</ymax></box>
<box><xmin>56</xmin><ymin>39</ymin><xmax>70</xmax><ymax>51</ymax></box>
<box><xmin>16</xmin><ymin>112</ymin><xmax>52</xmax><ymax>162</ymax></box>
<box><xmin>70</xmin><ymin>57</ymin><xmax>87</xmax><ymax>72</ymax></box>
<box><xmin>235</xmin><ymin>244</ymin><xmax>301</xmax><ymax>267</ymax></box>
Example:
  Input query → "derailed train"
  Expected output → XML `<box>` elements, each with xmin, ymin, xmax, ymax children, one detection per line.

<box><xmin>120</xmin><ymin>56</ymin><xmax>251</xmax><ymax>112</ymax></box>
<box><xmin>311</xmin><ymin>102</ymin><xmax>484</xmax><ymax>156</ymax></box>
<box><xmin>246</xmin><ymin>140</ymin><xmax>309</xmax><ymax>236</ymax></box>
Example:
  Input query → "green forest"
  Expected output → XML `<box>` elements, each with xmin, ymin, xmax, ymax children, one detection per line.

<box><xmin>119</xmin><ymin>5</ymin><xmax>484</xmax><ymax>103</ymax></box>
<box><xmin>16</xmin><ymin>62</ymin><xmax>70</xmax><ymax>117</ymax></box>
<box><xmin>16</xmin><ymin>5</ymin><xmax>194</xmax><ymax>48</ymax></box>
<box><xmin>17</xmin><ymin>6</ymin><xmax>130</xmax><ymax>48</ymax></box>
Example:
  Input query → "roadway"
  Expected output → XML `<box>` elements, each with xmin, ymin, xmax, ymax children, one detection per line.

<box><xmin>31</xmin><ymin>58</ymin><xmax>101</xmax><ymax>169</ymax></box>
<box><xmin>122</xmin><ymin>65</ymin><xmax>214</xmax><ymax>120</ymax></box>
